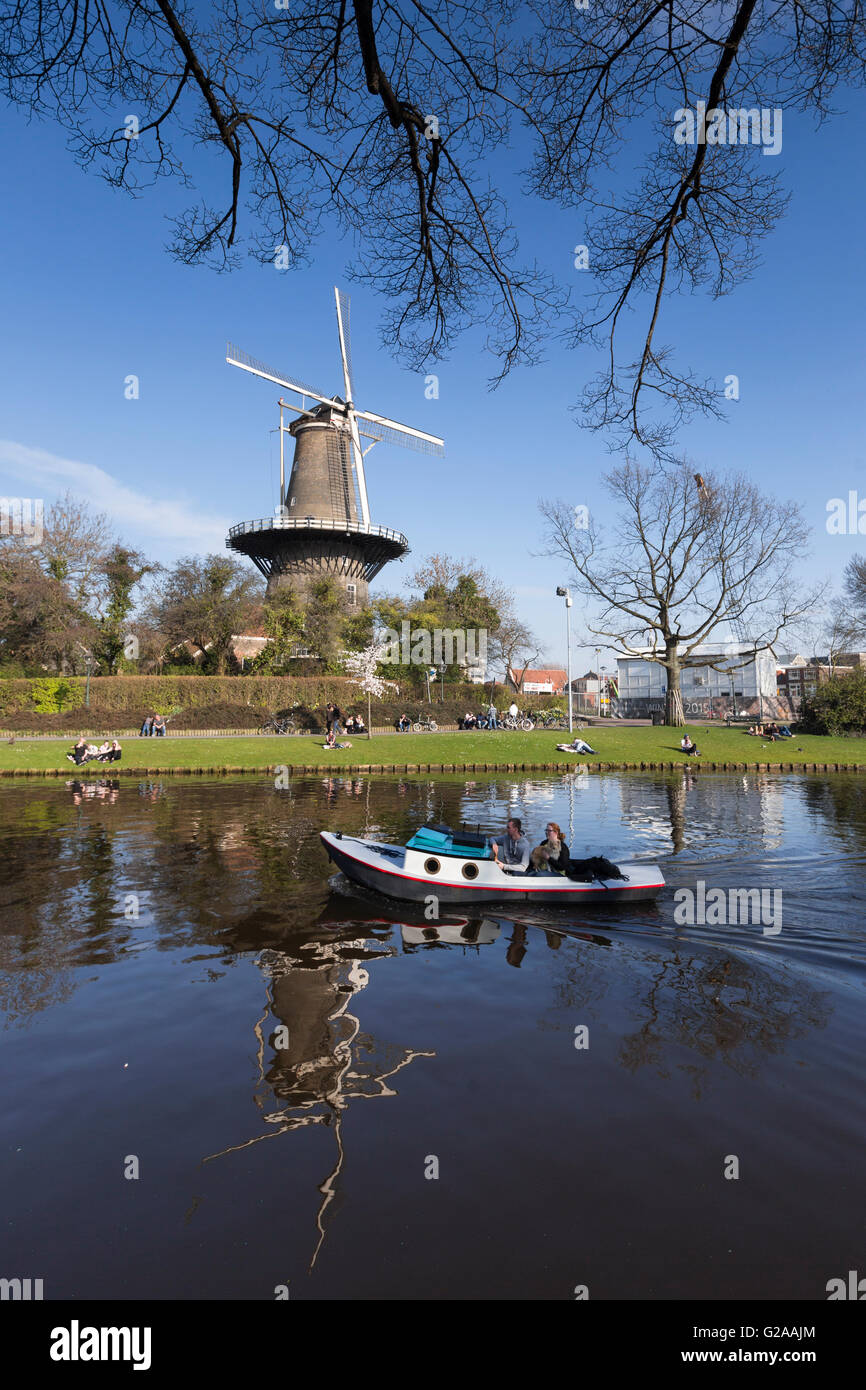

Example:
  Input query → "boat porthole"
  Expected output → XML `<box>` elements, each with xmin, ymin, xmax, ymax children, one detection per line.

<box><xmin>424</xmin><ymin>857</ymin><xmax>441</xmax><ymax>875</ymax></box>
<box><xmin>461</xmin><ymin>862</ymin><xmax>479</xmax><ymax>880</ymax></box>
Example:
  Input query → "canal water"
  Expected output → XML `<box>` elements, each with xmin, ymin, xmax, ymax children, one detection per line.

<box><xmin>0</xmin><ymin>771</ymin><xmax>864</xmax><ymax>1300</ymax></box>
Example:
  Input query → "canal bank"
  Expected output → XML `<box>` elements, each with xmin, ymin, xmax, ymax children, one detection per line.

<box><xmin>1</xmin><ymin>726</ymin><xmax>865</xmax><ymax>774</ymax></box>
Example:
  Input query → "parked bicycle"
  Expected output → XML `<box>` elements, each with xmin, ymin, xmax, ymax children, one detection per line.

<box><xmin>538</xmin><ymin>711</ymin><xmax>570</xmax><ymax>730</ymax></box>
<box><xmin>412</xmin><ymin>715</ymin><xmax>439</xmax><ymax>732</ymax></box>
<box><xmin>258</xmin><ymin>715</ymin><xmax>297</xmax><ymax>735</ymax></box>
<box><xmin>502</xmin><ymin>713</ymin><xmax>535</xmax><ymax>731</ymax></box>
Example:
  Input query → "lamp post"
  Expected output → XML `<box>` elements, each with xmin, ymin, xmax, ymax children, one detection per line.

<box><xmin>595</xmin><ymin>646</ymin><xmax>602</xmax><ymax>717</ymax></box>
<box><xmin>83</xmin><ymin>649</ymin><xmax>94</xmax><ymax>707</ymax></box>
<box><xmin>556</xmin><ymin>587</ymin><xmax>573</xmax><ymax>732</ymax></box>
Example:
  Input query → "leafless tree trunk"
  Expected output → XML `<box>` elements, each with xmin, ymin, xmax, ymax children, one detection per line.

<box><xmin>541</xmin><ymin>460</ymin><xmax>822</xmax><ymax>726</ymax></box>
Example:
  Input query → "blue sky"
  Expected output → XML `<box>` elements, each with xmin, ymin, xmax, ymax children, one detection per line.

<box><xmin>1</xmin><ymin>88</ymin><xmax>864</xmax><ymax>676</ymax></box>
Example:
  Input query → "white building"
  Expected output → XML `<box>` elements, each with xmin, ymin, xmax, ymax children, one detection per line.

<box><xmin>616</xmin><ymin>643</ymin><xmax>780</xmax><ymax>718</ymax></box>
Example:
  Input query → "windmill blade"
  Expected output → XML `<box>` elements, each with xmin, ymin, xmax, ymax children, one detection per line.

<box><xmin>226</xmin><ymin>343</ymin><xmax>339</xmax><ymax>408</ymax></box>
<box><xmin>334</xmin><ymin>287</ymin><xmax>355</xmax><ymax>404</ymax></box>
<box><xmin>355</xmin><ymin>409</ymin><xmax>445</xmax><ymax>457</ymax></box>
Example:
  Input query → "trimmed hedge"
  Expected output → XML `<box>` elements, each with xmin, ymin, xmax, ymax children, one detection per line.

<box><xmin>0</xmin><ymin>674</ymin><xmax>356</xmax><ymax>715</ymax></box>
<box><xmin>0</xmin><ymin>673</ymin><xmax>538</xmax><ymax>715</ymax></box>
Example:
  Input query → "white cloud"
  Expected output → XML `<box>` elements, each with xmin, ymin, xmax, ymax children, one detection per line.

<box><xmin>0</xmin><ymin>439</ymin><xmax>229</xmax><ymax>552</ymax></box>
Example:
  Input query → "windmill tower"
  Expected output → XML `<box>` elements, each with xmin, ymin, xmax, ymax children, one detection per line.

<box><xmin>225</xmin><ymin>288</ymin><xmax>444</xmax><ymax>608</ymax></box>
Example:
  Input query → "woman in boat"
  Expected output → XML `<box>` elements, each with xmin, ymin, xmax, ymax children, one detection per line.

<box><xmin>528</xmin><ymin>846</ymin><xmax>552</xmax><ymax>874</ymax></box>
<box><xmin>536</xmin><ymin>821</ymin><xmax>570</xmax><ymax>875</ymax></box>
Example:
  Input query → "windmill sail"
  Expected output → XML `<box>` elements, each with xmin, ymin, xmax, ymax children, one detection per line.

<box><xmin>226</xmin><ymin>343</ymin><xmax>337</xmax><ymax>407</ymax></box>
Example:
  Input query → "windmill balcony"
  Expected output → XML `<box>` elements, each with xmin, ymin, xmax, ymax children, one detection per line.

<box><xmin>226</xmin><ymin>513</ymin><xmax>409</xmax><ymax>592</ymax></box>
<box><xmin>227</xmin><ymin>516</ymin><xmax>408</xmax><ymax>548</ymax></box>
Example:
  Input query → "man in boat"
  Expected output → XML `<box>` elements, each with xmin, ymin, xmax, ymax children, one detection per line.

<box><xmin>490</xmin><ymin>817</ymin><xmax>531</xmax><ymax>872</ymax></box>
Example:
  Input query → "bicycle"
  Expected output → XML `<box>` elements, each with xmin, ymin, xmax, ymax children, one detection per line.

<box><xmin>412</xmin><ymin>715</ymin><xmax>439</xmax><ymax>732</ymax></box>
<box><xmin>502</xmin><ymin>713</ymin><xmax>535</xmax><ymax>731</ymax></box>
<box><xmin>538</xmin><ymin>711</ymin><xmax>569</xmax><ymax>730</ymax></box>
<box><xmin>258</xmin><ymin>715</ymin><xmax>297</xmax><ymax>735</ymax></box>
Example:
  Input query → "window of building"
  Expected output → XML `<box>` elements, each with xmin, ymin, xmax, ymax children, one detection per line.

<box><xmin>346</xmin><ymin>583</ymin><xmax>357</xmax><ymax>606</ymax></box>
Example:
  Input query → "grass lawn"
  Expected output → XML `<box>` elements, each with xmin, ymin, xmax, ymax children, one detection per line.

<box><xmin>1</xmin><ymin>725</ymin><xmax>865</xmax><ymax>774</ymax></box>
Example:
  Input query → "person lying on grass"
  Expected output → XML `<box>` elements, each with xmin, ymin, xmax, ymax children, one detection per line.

<box><xmin>555</xmin><ymin>736</ymin><xmax>598</xmax><ymax>755</ymax></box>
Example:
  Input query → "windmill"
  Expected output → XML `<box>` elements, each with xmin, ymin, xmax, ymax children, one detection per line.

<box><xmin>225</xmin><ymin>288</ymin><xmax>444</xmax><ymax>607</ymax></box>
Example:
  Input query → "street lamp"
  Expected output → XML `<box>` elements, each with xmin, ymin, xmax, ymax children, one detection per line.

<box><xmin>556</xmin><ymin>587</ymin><xmax>573</xmax><ymax>733</ymax></box>
<box><xmin>79</xmin><ymin>645</ymin><xmax>96</xmax><ymax>707</ymax></box>
<box><xmin>595</xmin><ymin>646</ymin><xmax>602</xmax><ymax>717</ymax></box>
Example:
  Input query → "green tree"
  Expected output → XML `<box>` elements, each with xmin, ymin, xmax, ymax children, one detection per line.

<box><xmin>250</xmin><ymin>587</ymin><xmax>305</xmax><ymax>673</ymax></box>
<box><xmin>92</xmin><ymin>545</ymin><xmax>153</xmax><ymax>674</ymax></box>
<box><xmin>302</xmin><ymin>578</ymin><xmax>351</xmax><ymax>673</ymax></box>
<box><xmin>801</xmin><ymin>670</ymin><xmax>866</xmax><ymax>736</ymax></box>
<box><xmin>149</xmin><ymin>555</ymin><xmax>264</xmax><ymax>674</ymax></box>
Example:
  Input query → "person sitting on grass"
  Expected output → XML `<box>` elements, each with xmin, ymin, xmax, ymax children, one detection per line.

<box><xmin>395</xmin><ymin>714</ymin><xmax>411</xmax><ymax>733</ymax></box>
<box><xmin>67</xmin><ymin>736</ymin><xmax>89</xmax><ymax>766</ymax></box>
<box><xmin>354</xmin><ymin>712</ymin><xmax>366</xmax><ymax>732</ymax></box>
<box><xmin>680</xmin><ymin>734</ymin><xmax>701</xmax><ymax>757</ymax></box>
<box><xmin>777</xmin><ymin>724</ymin><xmax>793</xmax><ymax>737</ymax></box>
<box><xmin>323</xmin><ymin>728</ymin><xmax>352</xmax><ymax>750</ymax></box>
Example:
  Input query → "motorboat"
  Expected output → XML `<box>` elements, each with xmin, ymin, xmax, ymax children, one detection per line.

<box><xmin>320</xmin><ymin>823</ymin><xmax>665</xmax><ymax>905</ymax></box>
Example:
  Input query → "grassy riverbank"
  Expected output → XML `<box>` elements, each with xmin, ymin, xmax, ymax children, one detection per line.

<box><xmin>1</xmin><ymin>725</ymin><xmax>865</xmax><ymax>773</ymax></box>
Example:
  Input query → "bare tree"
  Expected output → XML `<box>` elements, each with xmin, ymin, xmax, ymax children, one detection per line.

<box><xmin>541</xmin><ymin>460</ymin><xmax>821</xmax><ymax>725</ymax></box>
<box><xmin>789</xmin><ymin>595</ymin><xmax>865</xmax><ymax>672</ymax></box>
<box><xmin>495</xmin><ymin>618</ymin><xmax>542</xmax><ymax>691</ymax></box>
<box><xmin>0</xmin><ymin>0</ymin><xmax>560</xmax><ymax>377</ymax></box>
<box><xmin>518</xmin><ymin>1</ymin><xmax>866</xmax><ymax>454</ymax></box>
<box><xmin>4</xmin><ymin>4</ymin><xmax>863</xmax><ymax>443</ymax></box>
<box><xmin>843</xmin><ymin>555</ymin><xmax>866</xmax><ymax>621</ymax></box>
<box><xmin>36</xmin><ymin>493</ymin><xmax>114</xmax><ymax>610</ymax></box>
